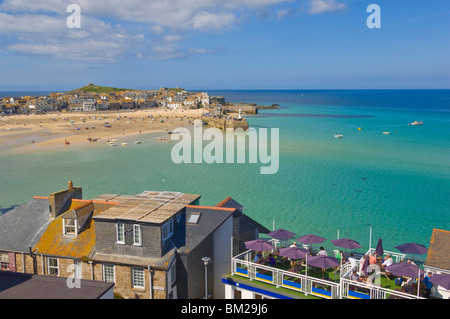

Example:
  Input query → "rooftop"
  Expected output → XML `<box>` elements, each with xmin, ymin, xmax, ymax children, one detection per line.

<box><xmin>0</xmin><ymin>271</ymin><xmax>113</xmax><ymax>299</ymax></box>
<box><xmin>92</xmin><ymin>191</ymin><xmax>201</xmax><ymax>224</ymax></box>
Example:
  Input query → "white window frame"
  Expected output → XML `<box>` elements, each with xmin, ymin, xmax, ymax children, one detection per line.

<box><xmin>133</xmin><ymin>224</ymin><xmax>142</xmax><ymax>246</ymax></box>
<box><xmin>63</xmin><ymin>218</ymin><xmax>77</xmax><ymax>236</ymax></box>
<box><xmin>116</xmin><ymin>223</ymin><xmax>125</xmax><ymax>244</ymax></box>
<box><xmin>47</xmin><ymin>257</ymin><xmax>59</xmax><ymax>276</ymax></box>
<box><xmin>132</xmin><ymin>267</ymin><xmax>145</xmax><ymax>289</ymax></box>
<box><xmin>102</xmin><ymin>264</ymin><xmax>115</xmax><ymax>283</ymax></box>
<box><xmin>162</xmin><ymin>218</ymin><xmax>174</xmax><ymax>241</ymax></box>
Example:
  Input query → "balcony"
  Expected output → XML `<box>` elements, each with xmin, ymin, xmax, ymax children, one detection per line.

<box><xmin>228</xmin><ymin>248</ymin><xmax>428</xmax><ymax>299</ymax></box>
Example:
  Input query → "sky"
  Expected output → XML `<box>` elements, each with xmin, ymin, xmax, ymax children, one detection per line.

<box><xmin>0</xmin><ymin>0</ymin><xmax>449</xmax><ymax>91</ymax></box>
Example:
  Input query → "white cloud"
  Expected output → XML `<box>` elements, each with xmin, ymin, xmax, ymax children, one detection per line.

<box><xmin>0</xmin><ymin>0</ymin><xmax>293</xmax><ymax>61</ymax></box>
<box><xmin>309</xmin><ymin>0</ymin><xmax>346</xmax><ymax>15</ymax></box>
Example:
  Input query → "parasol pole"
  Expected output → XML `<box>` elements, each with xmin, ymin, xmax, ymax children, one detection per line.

<box><xmin>417</xmin><ymin>267</ymin><xmax>420</xmax><ymax>298</ymax></box>
<box><xmin>369</xmin><ymin>226</ymin><xmax>372</xmax><ymax>252</ymax></box>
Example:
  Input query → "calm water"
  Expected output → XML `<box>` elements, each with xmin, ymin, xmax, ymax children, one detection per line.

<box><xmin>1</xmin><ymin>90</ymin><xmax>449</xmax><ymax>254</ymax></box>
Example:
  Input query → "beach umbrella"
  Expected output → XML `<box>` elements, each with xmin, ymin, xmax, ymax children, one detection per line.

<box><xmin>385</xmin><ymin>262</ymin><xmax>424</xmax><ymax>298</ymax></box>
<box><xmin>375</xmin><ymin>238</ymin><xmax>384</xmax><ymax>257</ymax></box>
<box><xmin>278</xmin><ymin>246</ymin><xmax>308</xmax><ymax>260</ymax></box>
<box><xmin>297</xmin><ymin>234</ymin><xmax>326</xmax><ymax>245</ymax></box>
<box><xmin>395</xmin><ymin>243</ymin><xmax>428</xmax><ymax>261</ymax></box>
<box><xmin>429</xmin><ymin>274</ymin><xmax>450</xmax><ymax>290</ymax></box>
<box><xmin>331</xmin><ymin>238</ymin><xmax>362</xmax><ymax>250</ymax></box>
<box><xmin>296</xmin><ymin>234</ymin><xmax>327</xmax><ymax>253</ymax></box>
<box><xmin>267</xmin><ymin>228</ymin><xmax>296</xmax><ymax>240</ymax></box>
<box><xmin>385</xmin><ymin>263</ymin><xmax>424</xmax><ymax>278</ymax></box>
<box><xmin>360</xmin><ymin>255</ymin><xmax>370</xmax><ymax>276</ymax></box>
<box><xmin>307</xmin><ymin>255</ymin><xmax>340</xmax><ymax>269</ymax></box>
<box><xmin>244</xmin><ymin>239</ymin><xmax>275</xmax><ymax>252</ymax></box>
<box><xmin>331</xmin><ymin>238</ymin><xmax>362</xmax><ymax>257</ymax></box>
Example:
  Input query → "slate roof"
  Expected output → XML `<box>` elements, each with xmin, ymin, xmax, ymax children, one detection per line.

<box><xmin>0</xmin><ymin>198</ymin><xmax>51</xmax><ymax>253</ymax></box>
<box><xmin>0</xmin><ymin>271</ymin><xmax>114</xmax><ymax>299</ymax></box>
<box><xmin>426</xmin><ymin>228</ymin><xmax>450</xmax><ymax>271</ymax></box>
<box><xmin>33</xmin><ymin>200</ymin><xmax>99</xmax><ymax>258</ymax></box>
<box><xmin>179</xmin><ymin>205</ymin><xmax>236</xmax><ymax>254</ymax></box>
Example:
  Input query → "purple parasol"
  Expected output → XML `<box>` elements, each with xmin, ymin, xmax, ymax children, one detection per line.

<box><xmin>375</xmin><ymin>238</ymin><xmax>384</xmax><ymax>256</ymax></box>
<box><xmin>385</xmin><ymin>263</ymin><xmax>424</xmax><ymax>278</ymax></box>
<box><xmin>244</xmin><ymin>239</ymin><xmax>275</xmax><ymax>252</ymax></box>
<box><xmin>296</xmin><ymin>234</ymin><xmax>326</xmax><ymax>245</ymax></box>
<box><xmin>331</xmin><ymin>238</ymin><xmax>362</xmax><ymax>250</ymax></box>
<box><xmin>267</xmin><ymin>228</ymin><xmax>296</xmax><ymax>240</ymax></box>
<box><xmin>278</xmin><ymin>247</ymin><xmax>308</xmax><ymax>260</ymax></box>
<box><xmin>395</xmin><ymin>243</ymin><xmax>428</xmax><ymax>255</ymax></box>
<box><xmin>395</xmin><ymin>242</ymin><xmax>428</xmax><ymax>261</ymax></box>
<box><xmin>429</xmin><ymin>273</ymin><xmax>450</xmax><ymax>290</ymax></box>
<box><xmin>307</xmin><ymin>255</ymin><xmax>339</xmax><ymax>269</ymax></box>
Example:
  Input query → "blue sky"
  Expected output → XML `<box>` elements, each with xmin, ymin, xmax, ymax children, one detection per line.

<box><xmin>0</xmin><ymin>0</ymin><xmax>449</xmax><ymax>91</ymax></box>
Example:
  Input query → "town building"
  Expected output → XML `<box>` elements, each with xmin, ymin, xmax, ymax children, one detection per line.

<box><xmin>0</xmin><ymin>181</ymin><xmax>268</xmax><ymax>299</ymax></box>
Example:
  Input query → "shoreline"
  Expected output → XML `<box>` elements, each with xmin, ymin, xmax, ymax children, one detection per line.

<box><xmin>0</xmin><ymin>108</ymin><xmax>203</xmax><ymax>152</ymax></box>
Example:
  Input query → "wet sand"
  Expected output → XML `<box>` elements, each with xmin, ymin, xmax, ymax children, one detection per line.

<box><xmin>0</xmin><ymin>108</ymin><xmax>203</xmax><ymax>149</ymax></box>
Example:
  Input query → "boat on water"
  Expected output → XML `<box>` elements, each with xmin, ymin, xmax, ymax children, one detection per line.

<box><xmin>134</xmin><ymin>141</ymin><xmax>141</xmax><ymax>144</ymax></box>
<box><xmin>408</xmin><ymin>121</ymin><xmax>423</xmax><ymax>126</ymax></box>
<box><xmin>121</xmin><ymin>142</ymin><xmax>127</xmax><ymax>146</ymax></box>
<box><xmin>157</xmin><ymin>138</ymin><xmax>169</xmax><ymax>142</ymax></box>
<box><xmin>110</xmin><ymin>139</ymin><xmax>118</xmax><ymax>142</ymax></box>
<box><xmin>334</xmin><ymin>134</ymin><xmax>343</xmax><ymax>138</ymax></box>
<box><xmin>382</xmin><ymin>132</ymin><xmax>391</xmax><ymax>135</ymax></box>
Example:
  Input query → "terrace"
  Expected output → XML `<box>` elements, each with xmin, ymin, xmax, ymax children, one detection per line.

<box><xmin>227</xmin><ymin>245</ymin><xmax>431</xmax><ymax>299</ymax></box>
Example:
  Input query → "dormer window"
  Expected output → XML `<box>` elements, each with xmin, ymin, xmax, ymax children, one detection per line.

<box><xmin>63</xmin><ymin>218</ymin><xmax>77</xmax><ymax>236</ymax></box>
<box><xmin>61</xmin><ymin>203</ymin><xmax>93</xmax><ymax>237</ymax></box>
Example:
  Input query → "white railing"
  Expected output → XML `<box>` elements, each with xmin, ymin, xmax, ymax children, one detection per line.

<box><xmin>232</xmin><ymin>250</ymin><xmax>340</xmax><ymax>299</ymax></box>
<box><xmin>231</xmin><ymin>250</ymin><xmax>428</xmax><ymax>300</ymax></box>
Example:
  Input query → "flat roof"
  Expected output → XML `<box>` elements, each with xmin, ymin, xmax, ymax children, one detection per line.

<box><xmin>93</xmin><ymin>191</ymin><xmax>201</xmax><ymax>224</ymax></box>
<box><xmin>0</xmin><ymin>271</ymin><xmax>114</xmax><ymax>299</ymax></box>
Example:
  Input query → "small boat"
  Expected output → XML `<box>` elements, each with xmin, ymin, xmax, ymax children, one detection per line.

<box><xmin>104</xmin><ymin>124</ymin><xmax>111</xmax><ymax>128</ymax></box>
<box><xmin>157</xmin><ymin>138</ymin><xmax>169</xmax><ymax>142</ymax></box>
<box><xmin>110</xmin><ymin>139</ymin><xmax>118</xmax><ymax>142</ymax></box>
<box><xmin>334</xmin><ymin>134</ymin><xmax>343</xmax><ymax>138</ymax></box>
<box><xmin>109</xmin><ymin>143</ymin><xmax>117</xmax><ymax>146</ymax></box>
<box><xmin>408</xmin><ymin>121</ymin><xmax>423</xmax><ymax>126</ymax></box>
<box><xmin>168</xmin><ymin>131</ymin><xmax>180</xmax><ymax>134</ymax></box>
<box><xmin>134</xmin><ymin>141</ymin><xmax>141</xmax><ymax>144</ymax></box>
<box><xmin>121</xmin><ymin>142</ymin><xmax>128</xmax><ymax>146</ymax></box>
<box><xmin>382</xmin><ymin>132</ymin><xmax>391</xmax><ymax>135</ymax></box>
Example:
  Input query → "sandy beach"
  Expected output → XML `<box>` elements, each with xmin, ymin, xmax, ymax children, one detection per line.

<box><xmin>0</xmin><ymin>108</ymin><xmax>203</xmax><ymax>149</ymax></box>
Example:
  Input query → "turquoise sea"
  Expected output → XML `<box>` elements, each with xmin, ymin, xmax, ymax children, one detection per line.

<box><xmin>1</xmin><ymin>90</ymin><xmax>449</xmax><ymax>255</ymax></box>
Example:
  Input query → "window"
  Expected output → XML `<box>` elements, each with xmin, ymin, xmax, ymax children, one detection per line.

<box><xmin>48</xmin><ymin>258</ymin><xmax>59</xmax><ymax>276</ymax></box>
<box><xmin>162</xmin><ymin>219</ymin><xmax>174</xmax><ymax>240</ymax></box>
<box><xmin>0</xmin><ymin>253</ymin><xmax>9</xmax><ymax>271</ymax></box>
<box><xmin>187</xmin><ymin>212</ymin><xmax>201</xmax><ymax>224</ymax></box>
<box><xmin>64</xmin><ymin>218</ymin><xmax>76</xmax><ymax>235</ymax></box>
<box><xmin>103</xmin><ymin>264</ymin><xmax>115</xmax><ymax>283</ymax></box>
<box><xmin>133</xmin><ymin>224</ymin><xmax>142</xmax><ymax>246</ymax></box>
<box><xmin>169</xmin><ymin>262</ymin><xmax>176</xmax><ymax>285</ymax></box>
<box><xmin>132</xmin><ymin>267</ymin><xmax>145</xmax><ymax>289</ymax></box>
<box><xmin>116</xmin><ymin>223</ymin><xmax>124</xmax><ymax>244</ymax></box>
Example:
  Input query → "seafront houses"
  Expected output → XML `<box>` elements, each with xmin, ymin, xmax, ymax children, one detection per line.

<box><xmin>0</xmin><ymin>182</ymin><xmax>268</xmax><ymax>299</ymax></box>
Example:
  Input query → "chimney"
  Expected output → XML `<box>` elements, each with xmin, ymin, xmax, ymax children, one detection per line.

<box><xmin>48</xmin><ymin>181</ymin><xmax>82</xmax><ymax>219</ymax></box>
